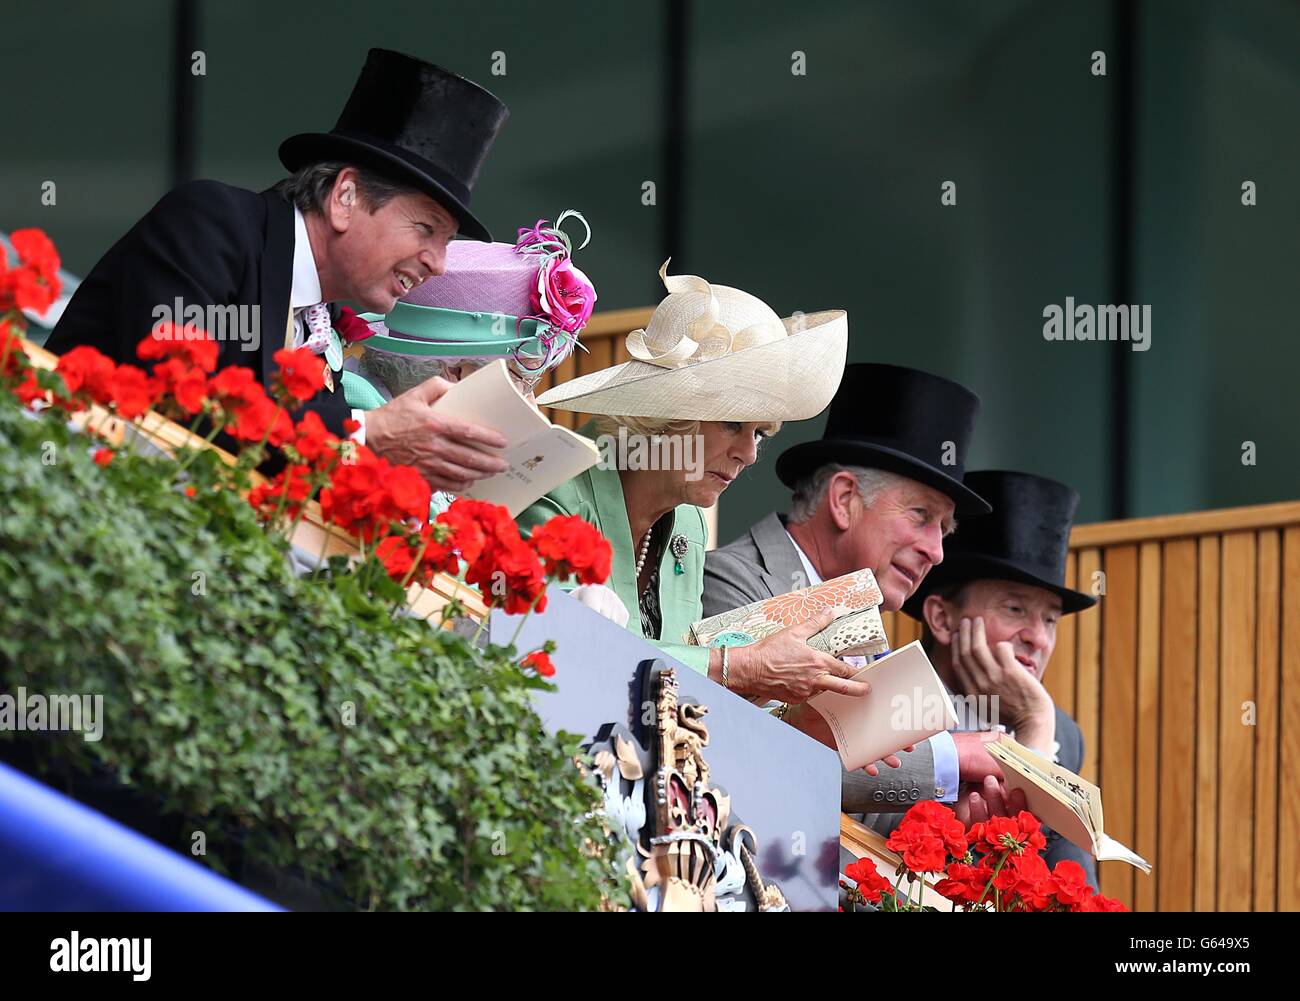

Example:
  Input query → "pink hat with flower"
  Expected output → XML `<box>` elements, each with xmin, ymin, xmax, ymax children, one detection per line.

<box><xmin>359</xmin><ymin>211</ymin><xmax>597</xmax><ymax>375</ymax></box>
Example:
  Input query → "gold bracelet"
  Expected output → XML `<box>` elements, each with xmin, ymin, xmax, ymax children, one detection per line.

<box><xmin>775</xmin><ymin>702</ymin><xmax>790</xmax><ymax>720</ymax></box>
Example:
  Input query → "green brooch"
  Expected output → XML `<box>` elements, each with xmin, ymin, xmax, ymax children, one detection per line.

<box><xmin>670</xmin><ymin>533</ymin><xmax>689</xmax><ymax>575</ymax></box>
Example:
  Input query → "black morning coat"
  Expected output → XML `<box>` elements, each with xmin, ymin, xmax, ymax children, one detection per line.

<box><xmin>46</xmin><ymin>179</ymin><xmax>352</xmax><ymax>437</ymax></box>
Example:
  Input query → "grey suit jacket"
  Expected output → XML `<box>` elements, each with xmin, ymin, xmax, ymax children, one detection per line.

<box><xmin>702</xmin><ymin>512</ymin><xmax>946</xmax><ymax>814</ymax></box>
<box><xmin>865</xmin><ymin>706</ymin><xmax>1099</xmax><ymax>891</ymax></box>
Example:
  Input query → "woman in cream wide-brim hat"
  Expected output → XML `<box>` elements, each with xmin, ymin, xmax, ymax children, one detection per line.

<box><xmin>519</xmin><ymin>262</ymin><xmax>855</xmax><ymax>690</ymax></box>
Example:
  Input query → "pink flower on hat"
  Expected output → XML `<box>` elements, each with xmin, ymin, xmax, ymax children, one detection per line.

<box><xmin>532</xmin><ymin>256</ymin><xmax>596</xmax><ymax>334</ymax></box>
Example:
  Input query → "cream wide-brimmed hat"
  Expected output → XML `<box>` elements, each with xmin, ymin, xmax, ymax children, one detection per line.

<box><xmin>536</xmin><ymin>262</ymin><xmax>848</xmax><ymax>421</ymax></box>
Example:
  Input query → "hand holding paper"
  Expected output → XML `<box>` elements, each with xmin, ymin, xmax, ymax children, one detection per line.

<box><xmin>428</xmin><ymin>360</ymin><xmax>601</xmax><ymax>514</ymax></box>
<box><xmin>805</xmin><ymin>641</ymin><xmax>958</xmax><ymax>772</ymax></box>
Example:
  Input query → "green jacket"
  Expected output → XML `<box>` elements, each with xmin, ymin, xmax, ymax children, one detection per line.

<box><xmin>516</xmin><ymin>458</ymin><xmax>711</xmax><ymax>676</ymax></box>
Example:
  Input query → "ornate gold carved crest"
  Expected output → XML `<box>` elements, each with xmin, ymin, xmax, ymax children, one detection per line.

<box><xmin>584</xmin><ymin>662</ymin><xmax>788</xmax><ymax>912</ymax></box>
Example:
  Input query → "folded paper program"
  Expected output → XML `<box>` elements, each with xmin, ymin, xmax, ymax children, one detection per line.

<box><xmin>688</xmin><ymin>567</ymin><xmax>887</xmax><ymax>658</ymax></box>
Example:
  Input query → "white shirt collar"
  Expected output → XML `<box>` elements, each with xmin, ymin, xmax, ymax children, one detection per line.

<box><xmin>783</xmin><ymin>528</ymin><xmax>823</xmax><ymax>587</ymax></box>
<box><xmin>290</xmin><ymin>207</ymin><xmax>322</xmax><ymax>311</ymax></box>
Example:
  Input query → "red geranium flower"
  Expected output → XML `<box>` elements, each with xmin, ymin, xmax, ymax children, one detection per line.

<box><xmin>151</xmin><ymin>357</ymin><xmax>210</xmax><ymax>415</ymax></box>
<box><xmin>92</xmin><ymin>448</ymin><xmax>114</xmax><ymax>466</ymax></box>
<box><xmin>319</xmin><ymin>446</ymin><xmax>390</xmax><ymax>541</ymax></box>
<box><xmin>11</xmin><ymin>369</ymin><xmax>45</xmax><ymax>407</ymax></box>
<box><xmin>1049</xmin><ymin>859</ymin><xmax>1093</xmax><ymax>909</ymax></box>
<box><xmin>273</xmin><ymin>346</ymin><xmax>327</xmax><ymax>403</ymax></box>
<box><xmin>967</xmin><ymin>811</ymin><xmax>1047</xmax><ymax>857</ymax></box>
<box><xmin>56</xmin><ymin>345</ymin><xmax>117</xmax><ymax>405</ymax></box>
<box><xmin>487</xmin><ymin>535</ymin><xmax>549</xmax><ymax>615</ymax></box>
<box><xmin>377</xmin><ymin>463</ymin><xmax>432</xmax><ymax>524</ymax></box>
<box><xmin>375</xmin><ymin>533</ymin><xmax>418</xmax><ymax>581</ymax></box>
<box><xmin>6</xmin><ymin>267</ymin><xmax>58</xmax><ymax>314</ymax></box>
<box><xmin>885</xmin><ymin>823</ymin><xmax>949</xmax><ymax>875</ymax></box>
<box><xmin>900</xmin><ymin>800</ymin><xmax>968</xmax><ymax>859</ymax></box>
<box><xmin>1077</xmin><ymin>892</ymin><xmax>1129</xmax><ymax>912</ymax></box>
<box><xmin>247</xmin><ymin>464</ymin><xmax>313</xmax><ymax>521</ymax></box>
<box><xmin>137</xmin><ymin>324</ymin><xmax>218</xmax><ymax>372</ymax></box>
<box><xmin>843</xmin><ymin>857</ymin><xmax>892</xmax><ymax>904</ymax></box>
<box><xmin>887</xmin><ymin>800</ymin><xmax>970</xmax><ymax>876</ymax></box>
<box><xmin>521</xmin><ymin>650</ymin><xmax>555</xmax><ymax>677</ymax></box>
<box><xmin>1001</xmin><ymin>851</ymin><xmax>1054</xmax><ymax>910</ymax></box>
<box><xmin>210</xmin><ymin>365</ymin><xmax>264</xmax><ymax>407</ymax></box>
<box><xmin>4</xmin><ymin>229</ymin><xmax>61</xmax><ymax>317</ymax></box>
<box><xmin>287</xmin><ymin>411</ymin><xmax>338</xmax><ymax>464</ymax></box>
<box><xmin>9</xmin><ymin>228</ymin><xmax>60</xmax><ymax>283</ymax></box>
<box><xmin>444</xmin><ymin>498</ymin><xmax>548</xmax><ymax>614</ymax></box>
<box><xmin>529</xmin><ymin>514</ymin><xmax>613</xmax><ymax>585</ymax></box>
<box><xmin>436</xmin><ymin>499</ymin><xmax>497</xmax><ymax>565</ymax></box>
<box><xmin>0</xmin><ymin>318</ymin><xmax>25</xmax><ymax>376</ymax></box>
<box><xmin>414</xmin><ymin>523</ymin><xmax>461</xmax><ymax>580</ymax></box>
<box><xmin>935</xmin><ymin>861</ymin><xmax>995</xmax><ymax>906</ymax></box>
<box><xmin>109</xmin><ymin>363</ymin><xmax>159</xmax><ymax>419</ymax></box>
<box><xmin>209</xmin><ymin>367</ymin><xmax>290</xmax><ymax>446</ymax></box>
<box><xmin>228</xmin><ymin>394</ymin><xmax>292</xmax><ymax>446</ymax></box>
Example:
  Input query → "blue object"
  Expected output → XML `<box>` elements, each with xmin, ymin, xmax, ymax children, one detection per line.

<box><xmin>0</xmin><ymin>762</ymin><xmax>281</xmax><ymax>911</ymax></box>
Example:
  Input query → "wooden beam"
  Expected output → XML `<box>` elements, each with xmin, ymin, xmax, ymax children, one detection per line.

<box><xmin>1071</xmin><ymin>500</ymin><xmax>1300</xmax><ymax>548</ymax></box>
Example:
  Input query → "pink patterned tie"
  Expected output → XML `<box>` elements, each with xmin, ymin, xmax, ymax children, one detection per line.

<box><xmin>300</xmin><ymin>302</ymin><xmax>333</xmax><ymax>354</ymax></box>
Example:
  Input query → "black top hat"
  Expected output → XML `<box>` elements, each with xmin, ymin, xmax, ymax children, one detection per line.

<box><xmin>902</xmin><ymin>470</ymin><xmax>1097</xmax><ymax>619</ymax></box>
<box><xmin>774</xmin><ymin>363</ymin><xmax>991</xmax><ymax>515</ymax></box>
<box><xmin>279</xmin><ymin>49</ymin><xmax>508</xmax><ymax>241</ymax></box>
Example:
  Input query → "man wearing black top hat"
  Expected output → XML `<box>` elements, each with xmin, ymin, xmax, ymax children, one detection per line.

<box><xmin>46</xmin><ymin>49</ymin><xmax>510</xmax><ymax>494</ymax></box>
<box><xmin>897</xmin><ymin>469</ymin><xmax>1100</xmax><ymax>888</ymax></box>
<box><xmin>703</xmin><ymin>364</ymin><xmax>1017</xmax><ymax>820</ymax></box>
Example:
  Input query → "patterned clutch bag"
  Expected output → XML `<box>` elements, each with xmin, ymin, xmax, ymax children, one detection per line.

<box><xmin>688</xmin><ymin>568</ymin><xmax>888</xmax><ymax>658</ymax></box>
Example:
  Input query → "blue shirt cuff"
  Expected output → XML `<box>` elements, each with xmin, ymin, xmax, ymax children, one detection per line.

<box><xmin>930</xmin><ymin>730</ymin><xmax>959</xmax><ymax>803</ymax></box>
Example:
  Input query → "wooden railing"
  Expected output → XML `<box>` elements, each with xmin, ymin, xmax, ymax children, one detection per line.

<box><xmin>884</xmin><ymin>501</ymin><xmax>1300</xmax><ymax>912</ymax></box>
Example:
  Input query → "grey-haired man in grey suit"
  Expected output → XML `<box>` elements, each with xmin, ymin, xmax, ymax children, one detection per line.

<box><xmin>703</xmin><ymin>364</ymin><xmax>1019</xmax><ymax>823</ymax></box>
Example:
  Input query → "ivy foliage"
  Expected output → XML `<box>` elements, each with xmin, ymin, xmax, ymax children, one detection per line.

<box><xmin>0</xmin><ymin>394</ymin><xmax>624</xmax><ymax>910</ymax></box>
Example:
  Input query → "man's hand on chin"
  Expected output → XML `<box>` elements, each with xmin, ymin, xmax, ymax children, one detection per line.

<box><xmin>364</xmin><ymin>375</ymin><xmax>509</xmax><ymax>494</ymax></box>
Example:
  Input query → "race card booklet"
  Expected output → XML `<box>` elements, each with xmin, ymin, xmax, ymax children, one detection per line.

<box><xmin>431</xmin><ymin>360</ymin><xmax>600</xmax><ymax>515</ymax></box>
<box><xmin>986</xmin><ymin>734</ymin><xmax>1151</xmax><ymax>872</ymax></box>
<box><xmin>804</xmin><ymin>640</ymin><xmax>958</xmax><ymax>772</ymax></box>
<box><xmin>687</xmin><ymin>568</ymin><xmax>888</xmax><ymax>658</ymax></box>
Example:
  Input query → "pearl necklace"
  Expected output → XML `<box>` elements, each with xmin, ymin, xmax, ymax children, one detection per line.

<box><xmin>635</xmin><ymin>527</ymin><xmax>653</xmax><ymax>580</ymax></box>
